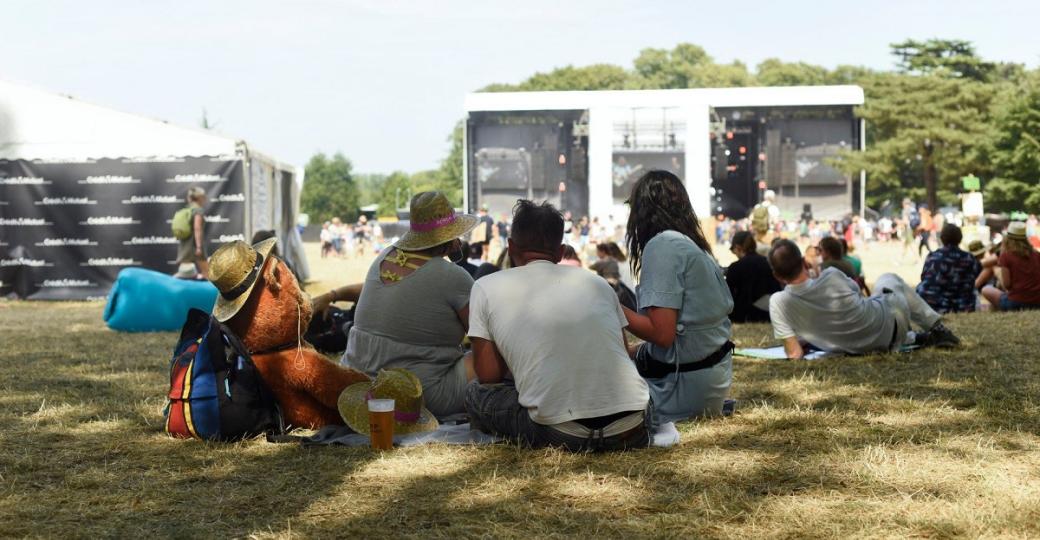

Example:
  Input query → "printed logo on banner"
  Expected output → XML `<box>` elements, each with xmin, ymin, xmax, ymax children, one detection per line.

<box><xmin>81</xmin><ymin>216</ymin><xmax>140</xmax><ymax>226</ymax></box>
<box><xmin>168</xmin><ymin>174</ymin><xmax>223</xmax><ymax>183</ymax></box>
<box><xmin>0</xmin><ymin>257</ymin><xmax>53</xmax><ymax>267</ymax></box>
<box><xmin>211</xmin><ymin>234</ymin><xmax>246</xmax><ymax>244</ymax></box>
<box><xmin>121</xmin><ymin>157</ymin><xmax>184</xmax><ymax>163</ymax></box>
<box><xmin>35</xmin><ymin>238</ymin><xmax>99</xmax><ymax>247</ymax></box>
<box><xmin>121</xmin><ymin>194</ymin><xmax>181</xmax><ymax>204</ymax></box>
<box><xmin>216</xmin><ymin>193</ymin><xmax>246</xmax><ymax>202</ymax></box>
<box><xmin>34</xmin><ymin>197</ymin><xmax>98</xmax><ymax>206</ymax></box>
<box><xmin>77</xmin><ymin>175</ymin><xmax>141</xmax><ymax>185</ymax></box>
<box><xmin>0</xmin><ymin>176</ymin><xmax>50</xmax><ymax>185</ymax></box>
<box><xmin>81</xmin><ymin>257</ymin><xmax>141</xmax><ymax>267</ymax></box>
<box><xmin>0</xmin><ymin>217</ymin><xmax>51</xmax><ymax>226</ymax></box>
<box><xmin>39</xmin><ymin>278</ymin><xmax>98</xmax><ymax>288</ymax></box>
<box><xmin>123</xmin><ymin>236</ymin><xmax>178</xmax><ymax>245</ymax></box>
<box><xmin>204</xmin><ymin>215</ymin><xmax>230</xmax><ymax>223</ymax></box>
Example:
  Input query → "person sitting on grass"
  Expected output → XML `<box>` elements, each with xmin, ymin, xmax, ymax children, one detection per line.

<box><xmin>621</xmin><ymin>170</ymin><xmax>734</xmax><ymax>422</ymax></box>
<box><xmin>915</xmin><ymin>223</ymin><xmax>981</xmax><ymax>313</ymax></box>
<box><xmin>767</xmin><ymin>239</ymin><xmax>959</xmax><ymax>359</ymax></box>
<box><xmin>558</xmin><ymin>244</ymin><xmax>582</xmax><ymax>267</ymax></box>
<box><xmin>841</xmin><ymin>238</ymin><xmax>863</xmax><ymax>277</ymax></box>
<box><xmin>979</xmin><ymin>222</ymin><xmax>1040</xmax><ymax>311</ymax></box>
<box><xmin>590</xmin><ymin>242</ymin><xmax>634</xmax><ymax>290</ymax></box>
<box><xmin>339</xmin><ymin>191</ymin><xmax>480</xmax><ymax>417</ymax></box>
<box><xmin>725</xmin><ymin>231</ymin><xmax>782</xmax><ymax>323</ymax></box>
<box><xmin>818</xmin><ymin>237</ymin><xmax>858</xmax><ymax>280</ymax></box>
<box><xmin>465</xmin><ymin>199</ymin><xmax>651</xmax><ymax>452</ymax></box>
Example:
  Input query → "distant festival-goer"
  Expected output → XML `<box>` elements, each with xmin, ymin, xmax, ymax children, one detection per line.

<box><xmin>175</xmin><ymin>186</ymin><xmax>209</xmax><ymax>279</ymax></box>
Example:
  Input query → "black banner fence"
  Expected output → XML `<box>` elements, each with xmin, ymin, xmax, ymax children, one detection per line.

<box><xmin>0</xmin><ymin>156</ymin><xmax>245</xmax><ymax>300</ymax></box>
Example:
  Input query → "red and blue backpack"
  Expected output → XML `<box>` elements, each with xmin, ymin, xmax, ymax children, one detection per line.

<box><xmin>164</xmin><ymin>308</ymin><xmax>284</xmax><ymax>441</ymax></box>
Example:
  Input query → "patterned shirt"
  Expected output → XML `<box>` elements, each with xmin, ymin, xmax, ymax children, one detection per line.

<box><xmin>916</xmin><ymin>245</ymin><xmax>981</xmax><ymax>313</ymax></box>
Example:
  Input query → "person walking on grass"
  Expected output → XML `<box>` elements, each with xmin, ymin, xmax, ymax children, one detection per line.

<box><xmin>621</xmin><ymin>170</ymin><xmax>734</xmax><ymax>422</ymax></box>
<box><xmin>175</xmin><ymin>186</ymin><xmax>209</xmax><ymax>279</ymax></box>
<box><xmin>767</xmin><ymin>239</ymin><xmax>960</xmax><ymax>359</ymax></box>
<box><xmin>465</xmin><ymin>199</ymin><xmax>651</xmax><ymax>452</ymax></box>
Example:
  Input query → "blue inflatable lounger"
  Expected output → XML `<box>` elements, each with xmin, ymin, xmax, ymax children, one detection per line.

<box><xmin>104</xmin><ymin>268</ymin><xmax>218</xmax><ymax>332</ymax></box>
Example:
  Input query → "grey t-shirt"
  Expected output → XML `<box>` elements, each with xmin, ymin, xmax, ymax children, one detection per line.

<box><xmin>769</xmin><ymin>267</ymin><xmax>894</xmax><ymax>353</ymax></box>
<box><xmin>342</xmin><ymin>248</ymin><xmax>473</xmax><ymax>381</ymax></box>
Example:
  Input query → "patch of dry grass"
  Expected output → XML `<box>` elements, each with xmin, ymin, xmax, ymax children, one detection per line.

<box><xmin>1</xmin><ymin>301</ymin><xmax>1039</xmax><ymax>538</ymax></box>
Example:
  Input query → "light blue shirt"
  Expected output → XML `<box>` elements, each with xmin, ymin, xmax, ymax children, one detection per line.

<box><xmin>637</xmin><ymin>231</ymin><xmax>733</xmax><ymax>363</ymax></box>
<box><xmin>636</xmin><ymin>230</ymin><xmax>734</xmax><ymax>422</ymax></box>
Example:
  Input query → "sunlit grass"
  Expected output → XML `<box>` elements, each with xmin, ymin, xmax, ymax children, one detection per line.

<box><xmin>2</xmin><ymin>242</ymin><xmax>1039</xmax><ymax>537</ymax></box>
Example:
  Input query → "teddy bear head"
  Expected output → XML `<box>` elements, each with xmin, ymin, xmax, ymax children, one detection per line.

<box><xmin>226</xmin><ymin>255</ymin><xmax>313</xmax><ymax>353</ymax></box>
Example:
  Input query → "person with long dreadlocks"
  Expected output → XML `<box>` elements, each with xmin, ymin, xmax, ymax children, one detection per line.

<box><xmin>621</xmin><ymin>170</ymin><xmax>735</xmax><ymax>422</ymax></box>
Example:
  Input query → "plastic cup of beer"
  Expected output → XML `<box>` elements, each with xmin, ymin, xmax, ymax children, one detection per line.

<box><xmin>367</xmin><ymin>398</ymin><xmax>395</xmax><ymax>450</ymax></box>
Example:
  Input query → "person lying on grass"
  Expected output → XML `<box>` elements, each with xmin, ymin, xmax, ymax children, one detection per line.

<box><xmin>465</xmin><ymin>199</ymin><xmax>652</xmax><ymax>452</ymax></box>
<box><xmin>767</xmin><ymin>239</ymin><xmax>960</xmax><ymax>359</ymax></box>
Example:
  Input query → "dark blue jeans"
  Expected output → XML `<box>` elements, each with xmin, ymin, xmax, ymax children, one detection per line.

<box><xmin>464</xmin><ymin>380</ymin><xmax>651</xmax><ymax>452</ymax></box>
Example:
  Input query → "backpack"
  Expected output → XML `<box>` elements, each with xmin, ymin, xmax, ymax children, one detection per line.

<box><xmin>164</xmin><ymin>308</ymin><xmax>284</xmax><ymax>441</ymax></box>
<box><xmin>171</xmin><ymin>207</ymin><xmax>194</xmax><ymax>240</ymax></box>
<box><xmin>751</xmin><ymin>205</ymin><xmax>770</xmax><ymax>234</ymax></box>
<box><xmin>908</xmin><ymin>210</ymin><xmax>921</xmax><ymax>231</ymax></box>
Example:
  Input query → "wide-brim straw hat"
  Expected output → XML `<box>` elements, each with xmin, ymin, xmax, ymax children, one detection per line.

<box><xmin>394</xmin><ymin>191</ymin><xmax>479</xmax><ymax>251</ymax></box>
<box><xmin>207</xmin><ymin>237</ymin><xmax>277</xmax><ymax>322</ymax></box>
<box><xmin>1006</xmin><ymin>222</ymin><xmax>1028</xmax><ymax>240</ymax></box>
<box><xmin>338</xmin><ymin>368</ymin><xmax>438</xmax><ymax>436</ymax></box>
<box><xmin>966</xmin><ymin>240</ymin><xmax>988</xmax><ymax>257</ymax></box>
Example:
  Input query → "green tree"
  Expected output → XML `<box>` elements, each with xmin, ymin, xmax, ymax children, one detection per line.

<box><xmin>299</xmin><ymin>152</ymin><xmax>360</xmax><ymax>224</ymax></box>
<box><xmin>483</xmin><ymin>64</ymin><xmax>633</xmax><ymax>92</ymax></box>
<box><xmin>432</xmin><ymin>122</ymin><xmax>465</xmax><ymax>206</ymax></box>
<box><xmin>376</xmin><ymin>171</ymin><xmax>413</xmax><ymax>217</ymax></box>
<box><xmin>984</xmin><ymin>71</ymin><xmax>1040</xmax><ymax>212</ymax></box>
<box><xmin>354</xmin><ymin>173</ymin><xmax>388</xmax><ymax>206</ymax></box>
<box><xmin>755</xmin><ymin>58</ymin><xmax>830</xmax><ymax>86</ymax></box>
<box><xmin>834</xmin><ymin>73</ymin><xmax>995</xmax><ymax>211</ymax></box>
<box><xmin>891</xmin><ymin>38</ymin><xmax>995</xmax><ymax>81</ymax></box>
<box><xmin>631</xmin><ymin>43</ymin><xmax>752</xmax><ymax>88</ymax></box>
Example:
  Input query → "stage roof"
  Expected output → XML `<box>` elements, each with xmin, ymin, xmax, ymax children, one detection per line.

<box><xmin>465</xmin><ymin>85</ymin><xmax>864</xmax><ymax>112</ymax></box>
<box><xmin>0</xmin><ymin>79</ymin><xmax>239</xmax><ymax>161</ymax></box>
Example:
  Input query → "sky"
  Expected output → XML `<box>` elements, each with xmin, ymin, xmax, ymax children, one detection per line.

<box><xmin>2</xmin><ymin>0</ymin><xmax>1038</xmax><ymax>174</ymax></box>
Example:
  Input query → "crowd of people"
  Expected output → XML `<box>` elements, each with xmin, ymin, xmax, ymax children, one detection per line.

<box><xmin>319</xmin><ymin>215</ymin><xmax>384</xmax><ymax>259</ymax></box>
<box><xmin>293</xmin><ymin>168</ymin><xmax>1040</xmax><ymax>454</ymax></box>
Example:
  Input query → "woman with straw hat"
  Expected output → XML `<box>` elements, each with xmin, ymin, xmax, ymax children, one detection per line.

<box><xmin>980</xmin><ymin>222</ymin><xmax>1040</xmax><ymax>311</ymax></box>
<box><xmin>337</xmin><ymin>191</ymin><xmax>480</xmax><ymax>417</ymax></box>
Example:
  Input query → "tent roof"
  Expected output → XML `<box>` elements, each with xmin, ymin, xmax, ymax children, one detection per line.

<box><xmin>0</xmin><ymin>79</ymin><xmax>239</xmax><ymax>161</ymax></box>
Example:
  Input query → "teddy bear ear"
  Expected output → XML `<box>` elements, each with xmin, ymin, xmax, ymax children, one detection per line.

<box><xmin>264</xmin><ymin>258</ymin><xmax>283</xmax><ymax>293</ymax></box>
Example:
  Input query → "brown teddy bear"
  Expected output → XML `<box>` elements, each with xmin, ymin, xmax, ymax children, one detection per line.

<box><xmin>208</xmin><ymin>238</ymin><xmax>369</xmax><ymax>429</ymax></box>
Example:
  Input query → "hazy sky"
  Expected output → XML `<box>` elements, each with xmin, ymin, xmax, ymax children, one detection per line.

<box><xmin>3</xmin><ymin>0</ymin><xmax>1037</xmax><ymax>174</ymax></box>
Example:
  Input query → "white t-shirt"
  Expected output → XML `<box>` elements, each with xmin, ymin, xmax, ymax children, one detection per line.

<box><xmin>769</xmin><ymin>267</ymin><xmax>894</xmax><ymax>354</ymax></box>
<box><xmin>468</xmin><ymin>260</ymin><xmax>649</xmax><ymax>425</ymax></box>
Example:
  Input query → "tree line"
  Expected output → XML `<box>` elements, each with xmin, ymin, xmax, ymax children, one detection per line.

<box><xmin>301</xmin><ymin>39</ymin><xmax>1040</xmax><ymax>223</ymax></box>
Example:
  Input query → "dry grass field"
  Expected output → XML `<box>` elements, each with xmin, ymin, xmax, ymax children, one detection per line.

<box><xmin>1</xmin><ymin>242</ymin><xmax>1039</xmax><ymax>538</ymax></box>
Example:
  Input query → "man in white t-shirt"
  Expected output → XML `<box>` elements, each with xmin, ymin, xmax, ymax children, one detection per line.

<box><xmin>465</xmin><ymin>200</ymin><xmax>651</xmax><ymax>451</ymax></box>
<box><xmin>766</xmin><ymin>239</ymin><xmax>959</xmax><ymax>359</ymax></box>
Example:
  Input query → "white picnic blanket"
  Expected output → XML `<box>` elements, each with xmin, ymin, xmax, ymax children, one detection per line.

<box><xmin>302</xmin><ymin>421</ymin><xmax>681</xmax><ymax>448</ymax></box>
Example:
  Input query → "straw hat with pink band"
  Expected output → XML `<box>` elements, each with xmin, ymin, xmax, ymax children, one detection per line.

<box><xmin>393</xmin><ymin>191</ymin><xmax>480</xmax><ymax>251</ymax></box>
<box><xmin>338</xmin><ymin>369</ymin><xmax>438</xmax><ymax>435</ymax></box>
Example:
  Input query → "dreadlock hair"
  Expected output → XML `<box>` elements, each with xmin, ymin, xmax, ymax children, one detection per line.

<box><xmin>625</xmin><ymin>169</ymin><xmax>712</xmax><ymax>275</ymax></box>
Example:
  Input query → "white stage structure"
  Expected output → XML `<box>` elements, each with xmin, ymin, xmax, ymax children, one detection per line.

<box><xmin>464</xmin><ymin>86</ymin><xmax>865</xmax><ymax>222</ymax></box>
